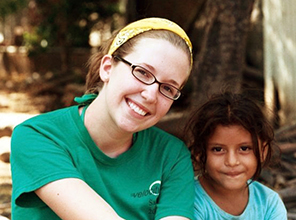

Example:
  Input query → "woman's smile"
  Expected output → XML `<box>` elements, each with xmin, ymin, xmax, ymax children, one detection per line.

<box><xmin>127</xmin><ymin>99</ymin><xmax>148</xmax><ymax>116</ymax></box>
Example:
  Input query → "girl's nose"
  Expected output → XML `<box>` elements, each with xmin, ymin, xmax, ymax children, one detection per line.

<box><xmin>141</xmin><ymin>83</ymin><xmax>159</xmax><ymax>103</ymax></box>
<box><xmin>225</xmin><ymin>151</ymin><xmax>240</xmax><ymax>167</ymax></box>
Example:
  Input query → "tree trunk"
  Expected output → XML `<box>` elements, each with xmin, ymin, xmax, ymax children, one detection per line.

<box><xmin>191</xmin><ymin>0</ymin><xmax>255</xmax><ymax>106</ymax></box>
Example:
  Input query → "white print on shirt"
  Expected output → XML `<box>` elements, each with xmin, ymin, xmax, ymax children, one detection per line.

<box><xmin>149</xmin><ymin>180</ymin><xmax>161</xmax><ymax>196</ymax></box>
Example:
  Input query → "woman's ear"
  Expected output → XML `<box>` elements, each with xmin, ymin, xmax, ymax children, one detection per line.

<box><xmin>99</xmin><ymin>55</ymin><xmax>113</xmax><ymax>83</ymax></box>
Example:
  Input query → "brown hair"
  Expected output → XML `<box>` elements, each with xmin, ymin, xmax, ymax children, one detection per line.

<box><xmin>85</xmin><ymin>29</ymin><xmax>192</xmax><ymax>94</ymax></box>
<box><xmin>183</xmin><ymin>91</ymin><xmax>280</xmax><ymax>181</ymax></box>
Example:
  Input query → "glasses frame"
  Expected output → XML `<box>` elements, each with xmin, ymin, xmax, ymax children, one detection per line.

<box><xmin>113</xmin><ymin>55</ymin><xmax>181</xmax><ymax>100</ymax></box>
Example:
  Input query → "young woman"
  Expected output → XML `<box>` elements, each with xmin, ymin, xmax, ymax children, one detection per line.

<box><xmin>184</xmin><ymin>92</ymin><xmax>287</xmax><ymax>220</ymax></box>
<box><xmin>11</xmin><ymin>17</ymin><xmax>194</xmax><ymax>220</ymax></box>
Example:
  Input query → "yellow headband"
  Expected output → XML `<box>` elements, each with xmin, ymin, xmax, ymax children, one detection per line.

<box><xmin>108</xmin><ymin>17</ymin><xmax>193</xmax><ymax>67</ymax></box>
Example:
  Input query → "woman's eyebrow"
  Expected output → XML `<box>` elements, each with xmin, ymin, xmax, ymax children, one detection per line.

<box><xmin>142</xmin><ymin>63</ymin><xmax>181</xmax><ymax>87</ymax></box>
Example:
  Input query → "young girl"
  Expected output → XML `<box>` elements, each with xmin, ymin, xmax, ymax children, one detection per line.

<box><xmin>184</xmin><ymin>92</ymin><xmax>287</xmax><ymax>220</ymax></box>
<box><xmin>10</xmin><ymin>17</ymin><xmax>194</xmax><ymax>220</ymax></box>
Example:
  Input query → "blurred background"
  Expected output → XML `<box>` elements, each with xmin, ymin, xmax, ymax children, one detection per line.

<box><xmin>1</xmin><ymin>0</ymin><xmax>296</xmax><ymax>219</ymax></box>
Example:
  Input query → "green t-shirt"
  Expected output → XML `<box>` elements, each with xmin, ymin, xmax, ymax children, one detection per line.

<box><xmin>11</xmin><ymin>105</ymin><xmax>194</xmax><ymax>220</ymax></box>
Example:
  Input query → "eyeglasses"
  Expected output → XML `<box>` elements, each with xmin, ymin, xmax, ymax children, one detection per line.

<box><xmin>113</xmin><ymin>55</ymin><xmax>181</xmax><ymax>100</ymax></box>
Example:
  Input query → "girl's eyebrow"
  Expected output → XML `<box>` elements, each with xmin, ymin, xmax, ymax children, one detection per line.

<box><xmin>207</xmin><ymin>143</ymin><xmax>224</xmax><ymax>146</ymax></box>
<box><xmin>207</xmin><ymin>141</ymin><xmax>253</xmax><ymax>146</ymax></box>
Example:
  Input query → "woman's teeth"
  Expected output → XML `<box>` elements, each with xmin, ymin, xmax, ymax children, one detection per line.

<box><xmin>128</xmin><ymin>101</ymin><xmax>147</xmax><ymax>116</ymax></box>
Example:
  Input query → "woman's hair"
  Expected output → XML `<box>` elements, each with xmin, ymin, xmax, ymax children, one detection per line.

<box><xmin>183</xmin><ymin>91</ymin><xmax>280</xmax><ymax>181</ymax></box>
<box><xmin>85</xmin><ymin>29</ymin><xmax>192</xmax><ymax>94</ymax></box>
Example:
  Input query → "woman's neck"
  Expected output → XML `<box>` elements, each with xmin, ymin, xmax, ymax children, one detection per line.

<box><xmin>82</xmin><ymin>101</ymin><xmax>133</xmax><ymax>158</ymax></box>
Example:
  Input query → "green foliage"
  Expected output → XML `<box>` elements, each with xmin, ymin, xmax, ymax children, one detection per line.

<box><xmin>23</xmin><ymin>29</ymin><xmax>48</xmax><ymax>56</ymax></box>
<box><xmin>24</xmin><ymin>0</ymin><xmax>121</xmax><ymax>55</ymax></box>
<box><xmin>0</xmin><ymin>0</ymin><xmax>27</xmax><ymax>19</ymax></box>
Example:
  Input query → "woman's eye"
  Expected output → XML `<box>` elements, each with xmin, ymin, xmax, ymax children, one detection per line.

<box><xmin>135</xmin><ymin>67</ymin><xmax>150</xmax><ymax>77</ymax></box>
<box><xmin>163</xmin><ymin>85</ymin><xmax>173</xmax><ymax>94</ymax></box>
<box><xmin>139</xmin><ymin>69</ymin><xmax>148</xmax><ymax>76</ymax></box>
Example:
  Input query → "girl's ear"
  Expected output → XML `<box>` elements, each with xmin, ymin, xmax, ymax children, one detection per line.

<box><xmin>261</xmin><ymin>142</ymin><xmax>268</xmax><ymax>162</ymax></box>
<box><xmin>99</xmin><ymin>55</ymin><xmax>113</xmax><ymax>83</ymax></box>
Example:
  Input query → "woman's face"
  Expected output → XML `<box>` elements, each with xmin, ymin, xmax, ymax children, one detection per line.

<box><xmin>100</xmin><ymin>37</ymin><xmax>191</xmax><ymax>134</ymax></box>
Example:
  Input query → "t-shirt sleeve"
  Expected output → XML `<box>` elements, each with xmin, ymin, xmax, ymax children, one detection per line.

<box><xmin>265</xmin><ymin>192</ymin><xmax>287</xmax><ymax>220</ymax></box>
<box><xmin>10</xmin><ymin>123</ymin><xmax>83</xmax><ymax>208</ymax></box>
<box><xmin>193</xmin><ymin>210</ymin><xmax>204</xmax><ymax>220</ymax></box>
<box><xmin>154</xmin><ymin>143</ymin><xmax>194</xmax><ymax>220</ymax></box>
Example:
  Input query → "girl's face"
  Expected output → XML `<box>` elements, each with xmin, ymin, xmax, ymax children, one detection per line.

<box><xmin>99</xmin><ymin>37</ymin><xmax>190</xmax><ymax>134</ymax></box>
<box><xmin>203</xmin><ymin>125</ymin><xmax>258</xmax><ymax>192</ymax></box>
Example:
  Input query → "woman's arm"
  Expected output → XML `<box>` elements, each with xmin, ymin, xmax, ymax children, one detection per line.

<box><xmin>35</xmin><ymin>178</ymin><xmax>125</xmax><ymax>220</ymax></box>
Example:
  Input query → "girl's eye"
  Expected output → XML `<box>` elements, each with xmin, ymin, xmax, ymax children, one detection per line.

<box><xmin>212</xmin><ymin>147</ymin><xmax>223</xmax><ymax>152</ymax></box>
<box><xmin>240</xmin><ymin>146</ymin><xmax>252</xmax><ymax>151</ymax></box>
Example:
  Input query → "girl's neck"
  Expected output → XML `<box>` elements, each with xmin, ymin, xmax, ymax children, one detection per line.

<box><xmin>199</xmin><ymin>176</ymin><xmax>249</xmax><ymax>216</ymax></box>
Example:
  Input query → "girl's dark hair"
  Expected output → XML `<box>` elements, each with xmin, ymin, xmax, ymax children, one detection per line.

<box><xmin>183</xmin><ymin>91</ymin><xmax>280</xmax><ymax>181</ymax></box>
<box><xmin>85</xmin><ymin>29</ymin><xmax>191</xmax><ymax>94</ymax></box>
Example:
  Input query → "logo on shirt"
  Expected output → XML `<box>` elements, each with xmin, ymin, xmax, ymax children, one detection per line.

<box><xmin>149</xmin><ymin>180</ymin><xmax>161</xmax><ymax>196</ymax></box>
<box><xmin>131</xmin><ymin>180</ymin><xmax>161</xmax><ymax>198</ymax></box>
<box><xmin>130</xmin><ymin>180</ymin><xmax>161</xmax><ymax>215</ymax></box>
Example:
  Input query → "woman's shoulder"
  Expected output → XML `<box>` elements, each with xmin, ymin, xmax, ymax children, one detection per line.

<box><xmin>145</xmin><ymin>126</ymin><xmax>183</xmax><ymax>143</ymax></box>
<box><xmin>13</xmin><ymin>106</ymin><xmax>79</xmax><ymax>137</ymax></box>
<box><xmin>137</xmin><ymin>126</ymin><xmax>189</xmax><ymax>158</ymax></box>
<box><xmin>19</xmin><ymin>106</ymin><xmax>77</xmax><ymax>126</ymax></box>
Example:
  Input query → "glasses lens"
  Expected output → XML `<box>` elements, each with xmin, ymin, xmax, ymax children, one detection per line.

<box><xmin>132</xmin><ymin>66</ymin><xmax>155</xmax><ymax>84</ymax></box>
<box><xmin>132</xmin><ymin>65</ymin><xmax>181</xmax><ymax>100</ymax></box>
<box><xmin>160</xmin><ymin>84</ymin><xmax>180</xmax><ymax>100</ymax></box>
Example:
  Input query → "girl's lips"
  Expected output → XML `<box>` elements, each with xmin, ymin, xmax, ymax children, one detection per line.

<box><xmin>127</xmin><ymin>100</ymin><xmax>148</xmax><ymax>116</ymax></box>
<box><xmin>225</xmin><ymin>171</ymin><xmax>242</xmax><ymax>177</ymax></box>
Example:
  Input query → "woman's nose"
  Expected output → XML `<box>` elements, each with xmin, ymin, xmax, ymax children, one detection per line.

<box><xmin>141</xmin><ymin>83</ymin><xmax>159</xmax><ymax>103</ymax></box>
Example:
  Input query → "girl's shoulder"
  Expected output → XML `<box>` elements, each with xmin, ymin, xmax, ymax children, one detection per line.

<box><xmin>249</xmin><ymin>180</ymin><xmax>283</xmax><ymax>205</ymax></box>
<box><xmin>194</xmin><ymin>178</ymin><xmax>212</xmax><ymax>203</ymax></box>
<box><xmin>248</xmin><ymin>181</ymin><xmax>287</xmax><ymax>218</ymax></box>
<box><xmin>249</xmin><ymin>181</ymin><xmax>278</xmax><ymax>195</ymax></box>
